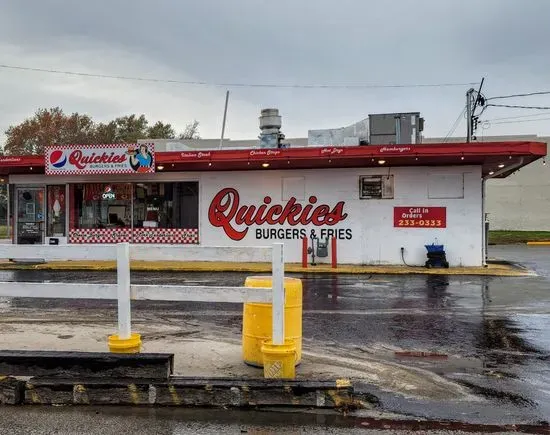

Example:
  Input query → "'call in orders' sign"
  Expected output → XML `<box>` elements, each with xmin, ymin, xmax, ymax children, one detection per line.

<box><xmin>393</xmin><ymin>207</ymin><xmax>447</xmax><ymax>228</ymax></box>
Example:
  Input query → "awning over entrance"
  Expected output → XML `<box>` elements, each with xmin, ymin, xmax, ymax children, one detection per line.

<box><xmin>0</xmin><ymin>141</ymin><xmax>546</xmax><ymax>178</ymax></box>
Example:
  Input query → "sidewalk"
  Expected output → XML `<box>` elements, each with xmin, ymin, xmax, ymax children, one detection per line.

<box><xmin>0</xmin><ymin>312</ymin><xmax>471</xmax><ymax>403</ymax></box>
<box><xmin>0</xmin><ymin>259</ymin><xmax>531</xmax><ymax>276</ymax></box>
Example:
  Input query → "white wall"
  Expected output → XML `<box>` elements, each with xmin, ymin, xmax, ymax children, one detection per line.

<box><xmin>8</xmin><ymin>166</ymin><xmax>483</xmax><ymax>266</ymax></box>
<box><xmin>426</xmin><ymin>134</ymin><xmax>549</xmax><ymax>231</ymax></box>
<box><xmin>199</xmin><ymin>166</ymin><xmax>483</xmax><ymax>266</ymax></box>
<box><xmin>486</xmin><ymin>161</ymin><xmax>550</xmax><ymax>231</ymax></box>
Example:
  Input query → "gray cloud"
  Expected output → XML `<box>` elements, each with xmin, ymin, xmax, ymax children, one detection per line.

<box><xmin>1</xmin><ymin>0</ymin><xmax>550</xmax><ymax>142</ymax></box>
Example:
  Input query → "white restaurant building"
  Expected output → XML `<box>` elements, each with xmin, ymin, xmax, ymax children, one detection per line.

<box><xmin>0</xmin><ymin>140</ymin><xmax>545</xmax><ymax>267</ymax></box>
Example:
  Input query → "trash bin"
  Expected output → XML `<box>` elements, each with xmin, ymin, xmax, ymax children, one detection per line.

<box><xmin>424</xmin><ymin>243</ymin><xmax>449</xmax><ymax>268</ymax></box>
<box><xmin>242</xmin><ymin>276</ymin><xmax>302</xmax><ymax>367</ymax></box>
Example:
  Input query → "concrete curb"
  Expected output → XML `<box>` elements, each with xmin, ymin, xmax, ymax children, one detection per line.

<box><xmin>0</xmin><ymin>260</ymin><xmax>530</xmax><ymax>276</ymax></box>
<box><xmin>0</xmin><ymin>376</ymin><xmax>368</xmax><ymax>410</ymax></box>
<box><xmin>0</xmin><ymin>350</ymin><xmax>173</xmax><ymax>380</ymax></box>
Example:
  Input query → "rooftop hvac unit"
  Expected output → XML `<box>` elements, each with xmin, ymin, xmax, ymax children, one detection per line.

<box><xmin>368</xmin><ymin>112</ymin><xmax>424</xmax><ymax>145</ymax></box>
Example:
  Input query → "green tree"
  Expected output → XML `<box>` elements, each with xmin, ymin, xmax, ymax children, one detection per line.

<box><xmin>3</xmin><ymin>108</ymin><xmax>200</xmax><ymax>154</ymax></box>
<box><xmin>92</xmin><ymin>120</ymin><xmax>118</xmax><ymax>144</ymax></box>
<box><xmin>147</xmin><ymin>121</ymin><xmax>176</xmax><ymax>139</ymax></box>
<box><xmin>112</xmin><ymin>114</ymin><xmax>149</xmax><ymax>143</ymax></box>
<box><xmin>4</xmin><ymin>107</ymin><xmax>95</xmax><ymax>155</ymax></box>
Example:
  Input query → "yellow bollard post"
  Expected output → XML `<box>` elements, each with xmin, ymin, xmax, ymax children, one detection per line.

<box><xmin>108</xmin><ymin>333</ymin><xmax>142</xmax><ymax>354</ymax></box>
<box><xmin>109</xmin><ymin>243</ymin><xmax>141</xmax><ymax>353</ymax></box>
<box><xmin>261</xmin><ymin>339</ymin><xmax>297</xmax><ymax>379</ymax></box>
<box><xmin>242</xmin><ymin>276</ymin><xmax>302</xmax><ymax>367</ymax></box>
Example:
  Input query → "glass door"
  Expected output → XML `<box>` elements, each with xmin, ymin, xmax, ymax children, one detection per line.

<box><xmin>16</xmin><ymin>187</ymin><xmax>45</xmax><ymax>244</ymax></box>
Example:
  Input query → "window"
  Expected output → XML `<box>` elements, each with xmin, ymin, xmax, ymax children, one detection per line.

<box><xmin>70</xmin><ymin>181</ymin><xmax>199</xmax><ymax>245</ymax></box>
<box><xmin>359</xmin><ymin>175</ymin><xmax>394</xmax><ymax>199</ymax></box>
<box><xmin>73</xmin><ymin>183</ymin><xmax>132</xmax><ymax>229</ymax></box>
<box><xmin>133</xmin><ymin>182</ymin><xmax>198</xmax><ymax>229</ymax></box>
<box><xmin>17</xmin><ymin>188</ymin><xmax>44</xmax><ymax>244</ymax></box>
<box><xmin>47</xmin><ymin>185</ymin><xmax>66</xmax><ymax>236</ymax></box>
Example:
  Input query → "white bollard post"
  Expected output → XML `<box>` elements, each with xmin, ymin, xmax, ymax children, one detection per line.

<box><xmin>117</xmin><ymin>242</ymin><xmax>132</xmax><ymax>340</ymax></box>
<box><xmin>271</xmin><ymin>242</ymin><xmax>285</xmax><ymax>345</ymax></box>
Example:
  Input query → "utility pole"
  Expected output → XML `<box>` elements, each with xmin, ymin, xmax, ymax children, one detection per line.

<box><xmin>219</xmin><ymin>90</ymin><xmax>230</xmax><ymax>150</ymax></box>
<box><xmin>466</xmin><ymin>77</ymin><xmax>485</xmax><ymax>143</ymax></box>
<box><xmin>466</xmin><ymin>88</ymin><xmax>475</xmax><ymax>143</ymax></box>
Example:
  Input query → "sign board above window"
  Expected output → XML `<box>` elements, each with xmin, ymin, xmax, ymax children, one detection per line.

<box><xmin>45</xmin><ymin>144</ymin><xmax>155</xmax><ymax>175</ymax></box>
<box><xmin>428</xmin><ymin>173</ymin><xmax>464</xmax><ymax>199</ymax></box>
<box><xmin>359</xmin><ymin>175</ymin><xmax>394</xmax><ymax>199</ymax></box>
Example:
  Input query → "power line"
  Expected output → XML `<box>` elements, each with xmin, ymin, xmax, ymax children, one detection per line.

<box><xmin>483</xmin><ymin>112</ymin><xmax>550</xmax><ymax>122</ymax></box>
<box><xmin>444</xmin><ymin>105</ymin><xmax>467</xmax><ymax>142</ymax></box>
<box><xmin>487</xmin><ymin>103</ymin><xmax>550</xmax><ymax>110</ymax></box>
<box><xmin>488</xmin><ymin>90</ymin><xmax>550</xmax><ymax>101</ymax></box>
<box><xmin>492</xmin><ymin>116</ymin><xmax>550</xmax><ymax>125</ymax></box>
<box><xmin>0</xmin><ymin>63</ymin><xmax>479</xmax><ymax>90</ymax></box>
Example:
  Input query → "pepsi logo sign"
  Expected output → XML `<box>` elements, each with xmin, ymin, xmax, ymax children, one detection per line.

<box><xmin>50</xmin><ymin>150</ymin><xmax>67</xmax><ymax>168</ymax></box>
<box><xmin>45</xmin><ymin>144</ymin><xmax>155</xmax><ymax>175</ymax></box>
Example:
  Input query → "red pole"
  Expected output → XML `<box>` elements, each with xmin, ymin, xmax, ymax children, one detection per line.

<box><xmin>302</xmin><ymin>236</ymin><xmax>308</xmax><ymax>268</ymax></box>
<box><xmin>331</xmin><ymin>236</ymin><xmax>337</xmax><ymax>269</ymax></box>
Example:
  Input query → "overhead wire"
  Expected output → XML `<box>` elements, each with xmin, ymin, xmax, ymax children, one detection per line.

<box><xmin>488</xmin><ymin>90</ymin><xmax>550</xmax><ymax>101</ymax></box>
<box><xmin>483</xmin><ymin>112</ymin><xmax>550</xmax><ymax>122</ymax></box>
<box><xmin>0</xmin><ymin>63</ymin><xmax>479</xmax><ymax>90</ymax></box>
<box><xmin>486</xmin><ymin>103</ymin><xmax>550</xmax><ymax>110</ymax></box>
<box><xmin>479</xmin><ymin>89</ymin><xmax>550</xmax><ymax>120</ymax></box>
<box><xmin>443</xmin><ymin>105</ymin><xmax>467</xmax><ymax>142</ymax></box>
<box><xmin>491</xmin><ymin>117</ymin><xmax>550</xmax><ymax>125</ymax></box>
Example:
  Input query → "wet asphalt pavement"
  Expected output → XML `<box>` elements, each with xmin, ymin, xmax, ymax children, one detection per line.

<box><xmin>0</xmin><ymin>406</ymin><xmax>505</xmax><ymax>435</ymax></box>
<box><xmin>0</xmin><ymin>245</ymin><xmax>549</xmax><ymax>429</ymax></box>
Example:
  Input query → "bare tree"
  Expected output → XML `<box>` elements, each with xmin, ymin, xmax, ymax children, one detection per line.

<box><xmin>179</xmin><ymin>120</ymin><xmax>200</xmax><ymax>140</ymax></box>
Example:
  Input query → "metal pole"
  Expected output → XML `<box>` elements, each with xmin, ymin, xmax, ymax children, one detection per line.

<box><xmin>481</xmin><ymin>179</ymin><xmax>487</xmax><ymax>267</ymax></box>
<box><xmin>129</xmin><ymin>183</ymin><xmax>134</xmax><ymax>243</ymax></box>
<box><xmin>219</xmin><ymin>90</ymin><xmax>230</xmax><ymax>150</ymax></box>
<box><xmin>6</xmin><ymin>182</ymin><xmax>10</xmax><ymax>242</ymax></box>
<box><xmin>466</xmin><ymin>88</ymin><xmax>474</xmax><ymax>143</ymax></box>
<box><xmin>395</xmin><ymin>116</ymin><xmax>401</xmax><ymax>144</ymax></box>
<box><xmin>271</xmin><ymin>242</ymin><xmax>285</xmax><ymax>345</ymax></box>
<box><xmin>117</xmin><ymin>242</ymin><xmax>131</xmax><ymax>339</ymax></box>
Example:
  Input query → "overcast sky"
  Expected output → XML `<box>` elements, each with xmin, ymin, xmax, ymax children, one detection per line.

<box><xmin>1</xmin><ymin>0</ymin><xmax>550</xmax><ymax>144</ymax></box>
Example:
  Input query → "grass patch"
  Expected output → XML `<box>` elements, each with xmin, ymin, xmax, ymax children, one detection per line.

<box><xmin>489</xmin><ymin>230</ymin><xmax>550</xmax><ymax>245</ymax></box>
<box><xmin>0</xmin><ymin>225</ymin><xmax>7</xmax><ymax>238</ymax></box>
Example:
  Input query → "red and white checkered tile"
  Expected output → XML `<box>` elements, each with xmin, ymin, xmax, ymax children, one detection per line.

<box><xmin>69</xmin><ymin>228</ymin><xmax>198</xmax><ymax>244</ymax></box>
<box><xmin>133</xmin><ymin>228</ymin><xmax>199</xmax><ymax>244</ymax></box>
<box><xmin>69</xmin><ymin>229</ymin><xmax>132</xmax><ymax>244</ymax></box>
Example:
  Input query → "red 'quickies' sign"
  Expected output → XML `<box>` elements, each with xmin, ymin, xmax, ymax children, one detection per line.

<box><xmin>208</xmin><ymin>188</ymin><xmax>348</xmax><ymax>241</ymax></box>
<box><xmin>394</xmin><ymin>207</ymin><xmax>447</xmax><ymax>228</ymax></box>
<box><xmin>45</xmin><ymin>144</ymin><xmax>155</xmax><ymax>175</ymax></box>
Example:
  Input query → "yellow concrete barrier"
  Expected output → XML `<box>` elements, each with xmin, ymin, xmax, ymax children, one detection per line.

<box><xmin>242</xmin><ymin>276</ymin><xmax>302</xmax><ymax>367</ymax></box>
<box><xmin>108</xmin><ymin>333</ymin><xmax>142</xmax><ymax>354</ymax></box>
<box><xmin>261</xmin><ymin>339</ymin><xmax>297</xmax><ymax>379</ymax></box>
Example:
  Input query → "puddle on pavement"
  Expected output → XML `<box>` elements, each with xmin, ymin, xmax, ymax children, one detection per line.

<box><xmin>2</xmin><ymin>256</ymin><xmax>550</xmax><ymax>423</ymax></box>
